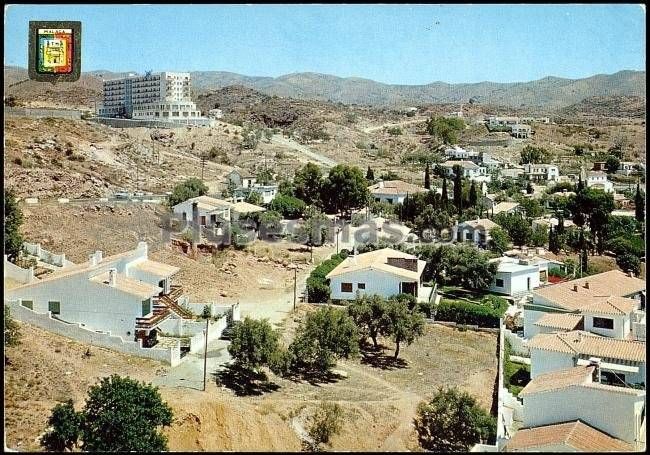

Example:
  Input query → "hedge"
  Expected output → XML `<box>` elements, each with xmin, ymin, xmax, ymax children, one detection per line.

<box><xmin>434</xmin><ymin>297</ymin><xmax>507</xmax><ymax>328</ymax></box>
<box><xmin>306</xmin><ymin>253</ymin><xmax>346</xmax><ymax>303</ymax></box>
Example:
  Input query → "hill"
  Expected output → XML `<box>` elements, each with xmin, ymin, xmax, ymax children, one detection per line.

<box><xmin>5</xmin><ymin>66</ymin><xmax>645</xmax><ymax>111</ymax></box>
<box><xmin>556</xmin><ymin>95</ymin><xmax>646</xmax><ymax>119</ymax></box>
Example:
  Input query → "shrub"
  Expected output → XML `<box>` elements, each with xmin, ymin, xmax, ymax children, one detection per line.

<box><xmin>306</xmin><ymin>402</ymin><xmax>344</xmax><ymax>450</ymax></box>
<box><xmin>306</xmin><ymin>253</ymin><xmax>346</xmax><ymax>303</ymax></box>
<box><xmin>434</xmin><ymin>298</ymin><xmax>503</xmax><ymax>328</ymax></box>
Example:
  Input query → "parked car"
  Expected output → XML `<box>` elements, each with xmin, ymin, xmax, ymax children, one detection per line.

<box><xmin>114</xmin><ymin>190</ymin><xmax>131</xmax><ymax>199</ymax></box>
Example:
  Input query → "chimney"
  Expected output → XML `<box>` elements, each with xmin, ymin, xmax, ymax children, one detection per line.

<box><xmin>89</xmin><ymin>254</ymin><xmax>97</xmax><ymax>266</ymax></box>
<box><xmin>137</xmin><ymin>241</ymin><xmax>148</xmax><ymax>255</ymax></box>
<box><xmin>95</xmin><ymin>250</ymin><xmax>103</xmax><ymax>263</ymax></box>
<box><xmin>583</xmin><ymin>281</ymin><xmax>590</xmax><ymax>289</ymax></box>
<box><xmin>108</xmin><ymin>268</ymin><xmax>117</xmax><ymax>287</ymax></box>
<box><xmin>573</xmin><ymin>284</ymin><xmax>579</xmax><ymax>292</ymax></box>
<box><xmin>378</xmin><ymin>181</ymin><xmax>384</xmax><ymax>189</ymax></box>
<box><xmin>588</xmin><ymin>357</ymin><xmax>601</xmax><ymax>383</ymax></box>
<box><xmin>387</xmin><ymin>257</ymin><xmax>418</xmax><ymax>272</ymax></box>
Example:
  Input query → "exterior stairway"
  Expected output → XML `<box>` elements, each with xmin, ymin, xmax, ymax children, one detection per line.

<box><xmin>136</xmin><ymin>304</ymin><xmax>171</xmax><ymax>330</ymax></box>
<box><xmin>157</xmin><ymin>293</ymin><xmax>194</xmax><ymax>319</ymax></box>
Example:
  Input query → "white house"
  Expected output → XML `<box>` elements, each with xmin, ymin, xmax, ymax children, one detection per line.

<box><xmin>452</xmin><ymin>218</ymin><xmax>499</xmax><ymax>248</ymax></box>
<box><xmin>586</xmin><ymin>171</ymin><xmax>614</xmax><ymax>193</ymax></box>
<box><xmin>528</xmin><ymin>330</ymin><xmax>646</xmax><ymax>386</ymax></box>
<box><xmin>490</xmin><ymin>201</ymin><xmax>521</xmax><ymax>217</ymax></box>
<box><xmin>522</xmin><ymin>163</ymin><xmax>559</xmax><ymax>183</ymax></box>
<box><xmin>523</xmin><ymin>270</ymin><xmax>645</xmax><ymax>340</ymax></box>
<box><xmin>531</xmin><ymin>216</ymin><xmax>575</xmax><ymax>231</ymax></box>
<box><xmin>516</xmin><ymin>365</ymin><xmax>645</xmax><ymax>447</ymax></box>
<box><xmin>618</xmin><ymin>161</ymin><xmax>642</xmax><ymax>176</ymax></box>
<box><xmin>368</xmin><ymin>180</ymin><xmax>426</xmax><ymax>205</ymax></box>
<box><xmin>325</xmin><ymin>248</ymin><xmax>431</xmax><ymax>303</ymax></box>
<box><xmin>504</xmin><ymin>420</ymin><xmax>633</xmax><ymax>452</ymax></box>
<box><xmin>501</xmin><ymin>166</ymin><xmax>525</xmax><ymax>179</ymax></box>
<box><xmin>227</xmin><ymin>169</ymin><xmax>257</xmax><ymax>189</ymax></box>
<box><xmin>4</xmin><ymin>242</ymin><xmax>194</xmax><ymax>345</ymax></box>
<box><xmin>488</xmin><ymin>257</ymin><xmax>541</xmax><ymax>297</ymax></box>
<box><xmin>511</xmin><ymin>124</ymin><xmax>532</xmax><ymax>139</ymax></box>
<box><xmin>440</xmin><ymin>160</ymin><xmax>488</xmax><ymax>181</ymax></box>
<box><xmin>444</xmin><ymin>145</ymin><xmax>480</xmax><ymax>161</ymax></box>
<box><xmin>172</xmin><ymin>195</ymin><xmax>232</xmax><ymax>225</ymax></box>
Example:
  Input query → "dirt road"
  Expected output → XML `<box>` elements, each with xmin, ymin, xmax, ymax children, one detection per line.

<box><xmin>361</xmin><ymin>117</ymin><xmax>427</xmax><ymax>133</ymax></box>
<box><xmin>270</xmin><ymin>134</ymin><xmax>338</xmax><ymax>168</ymax></box>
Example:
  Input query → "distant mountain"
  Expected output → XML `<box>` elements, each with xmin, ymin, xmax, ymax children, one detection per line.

<box><xmin>189</xmin><ymin>70</ymin><xmax>646</xmax><ymax>110</ymax></box>
<box><xmin>4</xmin><ymin>65</ymin><xmax>645</xmax><ymax>111</ymax></box>
<box><xmin>557</xmin><ymin>95</ymin><xmax>646</xmax><ymax>119</ymax></box>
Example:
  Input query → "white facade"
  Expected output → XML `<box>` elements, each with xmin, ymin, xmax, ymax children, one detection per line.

<box><xmin>329</xmin><ymin>268</ymin><xmax>416</xmax><ymax>301</ymax></box>
<box><xmin>523</xmin><ymin>164</ymin><xmax>559</xmax><ymax>182</ymax></box>
<box><xmin>98</xmin><ymin>72</ymin><xmax>209</xmax><ymax>125</ymax></box>
<box><xmin>489</xmin><ymin>258</ymin><xmax>541</xmax><ymax>296</ymax></box>
<box><xmin>227</xmin><ymin>170</ymin><xmax>257</xmax><ymax>189</ymax></box>
<box><xmin>250</xmin><ymin>184</ymin><xmax>278</xmax><ymax>204</ymax></box>
<box><xmin>521</xmin><ymin>384</ymin><xmax>645</xmax><ymax>445</ymax></box>
<box><xmin>586</xmin><ymin>172</ymin><xmax>615</xmax><ymax>193</ymax></box>
<box><xmin>172</xmin><ymin>196</ymin><xmax>232</xmax><ymax>225</ymax></box>
<box><xmin>442</xmin><ymin>161</ymin><xmax>488</xmax><ymax>180</ymax></box>
<box><xmin>511</xmin><ymin>124</ymin><xmax>532</xmax><ymax>139</ymax></box>
<box><xmin>4</xmin><ymin>243</ymin><xmax>179</xmax><ymax>340</ymax></box>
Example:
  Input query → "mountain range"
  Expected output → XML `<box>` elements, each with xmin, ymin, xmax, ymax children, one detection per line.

<box><xmin>4</xmin><ymin>66</ymin><xmax>645</xmax><ymax>110</ymax></box>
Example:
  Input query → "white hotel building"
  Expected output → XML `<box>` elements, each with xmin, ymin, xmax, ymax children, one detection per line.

<box><xmin>97</xmin><ymin>72</ymin><xmax>211</xmax><ymax>126</ymax></box>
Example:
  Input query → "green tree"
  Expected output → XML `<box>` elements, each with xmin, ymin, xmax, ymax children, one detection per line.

<box><xmin>635</xmin><ymin>183</ymin><xmax>645</xmax><ymax>222</ymax></box>
<box><xmin>382</xmin><ymin>299</ymin><xmax>425</xmax><ymax>359</ymax></box>
<box><xmin>168</xmin><ymin>177</ymin><xmax>209</xmax><ymax>208</ymax></box>
<box><xmin>297</xmin><ymin>206</ymin><xmax>330</xmax><ymax>248</ymax></box>
<box><xmin>294</xmin><ymin>163</ymin><xmax>324</xmax><ymax>206</ymax></box>
<box><xmin>386</xmin><ymin>126</ymin><xmax>403</xmax><ymax>136</ymax></box>
<box><xmin>277</xmin><ymin>178</ymin><xmax>295</xmax><ymax>197</ymax></box>
<box><xmin>269</xmin><ymin>194</ymin><xmax>306</xmax><ymax>219</ymax></box>
<box><xmin>228</xmin><ymin>317</ymin><xmax>281</xmax><ymax>372</ymax></box>
<box><xmin>79</xmin><ymin>375</ymin><xmax>173</xmax><ymax>452</ymax></box>
<box><xmin>488</xmin><ymin>227</ymin><xmax>511</xmax><ymax>254</ymax></box>
<box><xmin>259</xmin><ymin>210</ymin><xmax>283</xmax><ymax>236</ymax></box>
<box><xmin>40</xmin><ymin>400</ymin><xmax>83</xmax><ymax>452</ymax></box>
<box><xmin>548</xmin><ymin>225</ymin><xmax>560</xmax><ymax>254</ymax></box>
<box><xmin>468</xmin><ymin>180</ymin><xmax>478</xmax><ymax>208</ymax></box>
<box><xmin>221</xmin><ymin>180</ymin><xmax>238</xmax><ymax>199</ymax></box>
<box><xmin>526</xmin><ymin>181</ymin><xmax>534</xmax><ymax>195</ymax></box>
<box><xmin>617</xmin><ymin>253</ymin><xmax>641</xmax><ymax>276</ymax></box>
<box><xmin>424</xmin><ymin>163</ymin><xmax>431</xmax><ymax>190</ymax></box>
<box><xmin>306</xmin><ymin>402</ymin><xmax>343</xmax><ymax>450</ymax></box>
<box><xmin>4</xmin><ymin>189</ymin><xmax>24</xmax><ymax>262</ymax></box>
<box><xmin>452</xmin><ymin>166</ymin><xmax>463</xmax><ymax>214</ymax></box>
<box><xmin>366</xmin><ymin>166</ymin><xmax>375</xmax><ymax>181</ymax></box>
<box><xmin>426</xmin><ymin>117</ymin><xmax>465</xmax><ymax>145</ymax></box>
<box><xmin>288</xmin><ymin>306</ymin><xmax>359</xmax><ymax>374</ymax></box>
<box><xmin>347</xmin><ymin>294</ymin><xmax>390</xmax><ymax>349</ymax></box>
<box><xmin>245</xmin><ymin>190</ymin><xmax>263</xmax><ymax>206</ymax></box>
<box><xmin>570</xmin><ymin>188</ymin><xmax>615</xmax><ymax>254</ymax></box>
<box><xmin>444</xmin><ymin>244</ymin><xmax>499</xmax><ymax>290</ymax></box>
<box><xmin>520</xmin><ymin>145</ymin><xmax>551</xmax><ymax>164</ymax></box>
<box><xmin>4</xmin><ymin>305</ymin><xmax>21</xmax><ymax>348</ymax></box>
<box><xmin>494</xmin><ymin>213</ymin><xmax>532</xmax><ymax>247</ymax></box>
<box><xmin>441</xmin><ymin>177</ymin><xmax>449</xmax><ymax>211</ymax></box>
<box><xmin>321</xmin><ymin>165</ymin><xmax>369</xmax><ymax>217</ymax></box>
<box><xmin>518</xmin><ymin>197</ymin><xmax>544</xmax><ymax>218</ymax></box>
<box><xmin>605</xmin><ymin>155</ymin><xmax>620</xmax><ymax>174</ymax></box>
<box><xmin>414</xmin><ymin>387</ymin><xmax>496</xmax><ymax>452</ymax></box>
<box><xmin>530</xmin><ymin>225</ymin><xmax>549</xmax><ymax>247</ymax></box>
<box><xmin>240</xmin><ymin>123</ymin><xmax>262</xmax><ymax>149</ymax></box>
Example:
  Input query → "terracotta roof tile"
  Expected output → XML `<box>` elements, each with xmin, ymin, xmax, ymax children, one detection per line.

<box><xmin>504</xmin><ymin>421</ymin><xmax>633</xmax><ymax>452</ymax></box>
<box><xmin>534</xmin><ymin>313</ymin><xmax>584</xmax><ymax>330</ymax></box>
<box><xmin>519</xmin><ymin>365</ymin><xmax>593</xmax><ymax>396</ymax></box>
<box><xmin>528</xmin><ymin>331</ymin><xmax>646</xmax><ymax>362</ymax></box>
<box><xmin>325</xmin><ymin>248</ymin><xmax>425</xmax><ymax>281</ymax></box>
<box><xmin>369</xmin><ymin>180</ymin><xmax>426</xmax><ymax>195</ymax></box>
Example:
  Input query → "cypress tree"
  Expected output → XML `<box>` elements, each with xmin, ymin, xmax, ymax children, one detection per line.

<box><xmin>452</xmin><ymin>165</ymin><xmax>463</xmax><ymax>214</ymax></box>
<box><xmin>441</xmin><ymin>177</ymin><xmax>449</xmax><ymax>210</ymax></box>
<box><xmin>469</xmin><ymin>181</ymin><xmax>478</xmax><ymax>208</ymax></box>
<box><xmin>424</xmin><ymin>163</ymin><xmax>431</xmax><ymax>190</ymax></box>
<box><xmin>634</xmin><ymin>183</ymin><xmax>645</xmax><ymax>222</ymax></box>
<box><xmin>366</xmin><ymin>166</ymin><xmax>374</xmax><ymax>181</ymax></box>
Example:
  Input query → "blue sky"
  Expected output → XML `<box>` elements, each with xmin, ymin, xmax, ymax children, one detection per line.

<box><xmin>4</xmin><ymin>4</ymin><xmax>646</xmax><ymax>85</ymax></box>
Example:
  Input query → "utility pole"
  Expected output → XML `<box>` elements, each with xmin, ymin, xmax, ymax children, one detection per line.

<box><xmin>201</xmin><ymin>153</ymin><xmax>206</xmax><ymax>181</ymax></box>
<box><xmin>293</xmin><ymin>266</ymin><xmax>297</xmax><ymax>311</ymax></box>
<box><xmin>203</xmin><ymin>316</ymin><xmax>209</xmax><ymax>392</ymax></box>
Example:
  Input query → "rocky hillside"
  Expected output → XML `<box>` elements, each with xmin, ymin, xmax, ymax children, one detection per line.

<box><xmin>556</xmin><ymin>95</ymin><xmax>646</xmax><ymax>119</ymax></box>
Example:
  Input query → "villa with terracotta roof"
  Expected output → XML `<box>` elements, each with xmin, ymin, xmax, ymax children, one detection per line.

<box><xmin>4</xmin><ymin>242</ymin><xmax>194</xmax><ymax>346</ymax></box>
<box><xmin>325</xmin><ymin>248</ymin><xmax>432</xmax><ymax>302</ymax></box>
<box><xmin>528</xmin><ymin>330</ymin><xmax>646</xmax><ymax>385</ymax></box>
<box><xmin>514</xmin><ymin>365</ymin><xmax>646</xmax><ymax>449</ymax></box>
<box><xmin>504</xmin><ymin>420</ymin><xmax>634</xmax><ymax>452</ymax></box>
<box><xmin>368</xmin><ymin>180</ymin><xmax>426</xmax><ymax>205</ymax></box>
<box><xmin>523</xmin><ymin>270</ymin><xmax>646</xmax><ymax>340</ymax></box>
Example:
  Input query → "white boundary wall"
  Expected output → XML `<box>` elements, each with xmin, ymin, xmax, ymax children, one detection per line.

<box><xmin>504</xmin><ymin>328</ymin><xmax>530</xmax><ymax>356</ymax></box>
<box><xmin>188</xmin><ymin>317</ymin><xmax>229</xmax><ymax>354</ymax></box>
<box><xmin>4</xmin><ymin>255</ymin><xmax>38</xmax><ymax>284</ymax></box>
<box><xmin>5</xmin><ymin>299</ymin><xmax>182</xmax><ymax>366</ymax></box>
<box><xmin>23</xmin><ymin>242</ymin><xmax>73</xmax><ymax>267</ymax></box>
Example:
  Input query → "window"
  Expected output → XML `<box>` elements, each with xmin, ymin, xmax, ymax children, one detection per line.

<box><xmin>142</xmin><ymin>299</ymin><xmax>151</xmax><ymax>317</ymax></box>
<box><xmin>495</xmin><ymin>279</ymin><xmax>504</xmax><ymax>288</ymax></box>
<box><xmin>465</xmin><ymin>232</ymin><xmax>473</xmax><ymax>240</ymax></box>
<box><xmin>341</xmin><ymin>283</ymin><xmax>353</xmax><ymax>293</ymax></box>
<box><xmin>21</xmin><ymin>300</ymin><xmax>33</xmax><ymax>310</ymax></box>
<box><xmin>48</xmin><ymin>301</ymin><xmax>61</xmax><ymax>315</ymax></box>
<box><xmin>593</xmin><ymin>317</ymin><xmax>614</xmax><ymax>330</ymax></box>
<box><xmin>357</xmin><ymin>283</ymin><xmax>366</xmax><ymax>290</ymax></box>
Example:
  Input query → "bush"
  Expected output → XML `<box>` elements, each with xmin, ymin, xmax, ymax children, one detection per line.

<box><xmin>167</xmin><ymin>177</ymin><xmax>208</xmax><ymax>208</ymax></box>
<box><xmin>434</xmin><ymin>298</ymin><xmax>503</xmax><ymax>328</ymax></box>
<box><xmin>306</xmin><ymin>253</ymin><xmax>346</xmax><ymax>303</ymax></box>
<box><xmin>306</xmin><ymin>402</ymin><xmax>344</xmax><ymax>449</ymax></box>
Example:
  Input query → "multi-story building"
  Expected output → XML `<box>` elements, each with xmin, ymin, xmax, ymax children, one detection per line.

<box><xmin>98</xmin><ymin>72</ymin><xmax>210</xmax><ymax>126</ymax></box>
<box><xmin>523</xmin><ymin>163</ymin><xmax>559</xmax><ymax>183</ymax></box>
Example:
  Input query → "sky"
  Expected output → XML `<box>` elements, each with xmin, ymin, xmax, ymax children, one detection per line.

<box><xmin>4</xmin><ymin>4</ymin><xmax>646</xmax><ymax>85</ymax></box>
